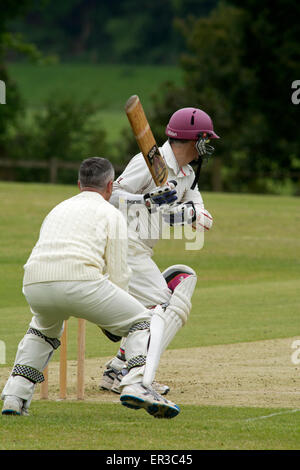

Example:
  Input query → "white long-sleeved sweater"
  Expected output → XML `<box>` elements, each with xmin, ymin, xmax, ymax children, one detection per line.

<box><xmin>23</xmin><ymin>191</ymin><xmax>130</xmax><ymax>291</ymax></box>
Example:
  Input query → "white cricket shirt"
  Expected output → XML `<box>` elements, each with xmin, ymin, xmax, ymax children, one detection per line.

<box><xmin>23</xmin><ymin>191</ymin><xmax>130</xmax><ymax>291</ymax></box>
<box><xmin>110</xmin><ymin>140</ymin><xmax>205</xmax><ymax>251</ymax></box>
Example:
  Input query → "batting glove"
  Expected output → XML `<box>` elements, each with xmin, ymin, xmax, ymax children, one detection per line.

<box><xmin>143</xmin><ymin>181</ymin><xmax>178</xmax><ymax>210</ymax></box>
<box><xmin>192</xmin><ymin>208</ymin><xmax>213</xmax><ymax>231</ymax></box>
<box><xmin>162</xmin><ymin>201</ymin><xmax>196</xmax><ymax>226</ymax></box>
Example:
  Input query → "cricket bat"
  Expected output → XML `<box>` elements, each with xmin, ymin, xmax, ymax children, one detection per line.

<box><xmin>125</xmin><ymin>95</ymin><xmax>168</xmax><ymax>186</ymax></box>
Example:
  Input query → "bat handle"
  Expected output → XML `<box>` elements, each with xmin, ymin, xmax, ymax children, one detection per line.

<box><xmin>167</xmin><ymin>180</ymin><xmax>177</xmax><ymax>190</ymax></box>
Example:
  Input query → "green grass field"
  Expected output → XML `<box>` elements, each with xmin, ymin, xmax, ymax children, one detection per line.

<box><xmin>0</xmin><ymin>182</ymin><xmax>300</xmax><ymax>450</ymax></box>
<box><xmin>7</xmin><ymin>64</ymin><xmax>183</xmax><ymax>144</ymax></box>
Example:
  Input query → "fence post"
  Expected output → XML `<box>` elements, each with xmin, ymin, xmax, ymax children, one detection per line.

<box><xmin>211</xmin><ymin>156</ymin><xmax>223</xmax><ymax>192</ymax></box>
<box><xmin>49</xmin><ymin>158</ymin><xmax>58</xmax><ymax>184</ymax></box>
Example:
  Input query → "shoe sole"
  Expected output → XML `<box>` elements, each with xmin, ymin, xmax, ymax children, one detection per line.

<box><xmin>156</xmin><ymin>388</ymin><xmax>170</xmax><ymax>396</ymax></box>
<box><xmin>99</xmin><ymin>385</ymin><xmax>112</xmax><ymax>391</ymax></box>
<box><xmin>120</xmin><ymin>395</ymin><xmax>180</xmax><ymax>419</ymax></box>
<box><xmin>2</xmin><ymin>409</ymin><xmax>21</xmax><ymax>416</ymax></box>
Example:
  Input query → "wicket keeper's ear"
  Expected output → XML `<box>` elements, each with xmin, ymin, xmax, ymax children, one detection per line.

<box><xmin>106</xmin><ymin>179</ymin><xmax>113</xmax><ymax>199</ymax></box>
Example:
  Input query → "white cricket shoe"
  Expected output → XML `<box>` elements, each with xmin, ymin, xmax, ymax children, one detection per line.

<box><xmin>99</xmin><ymin>366</ymin><xmax>119</xmax><ymax>391</ymax></box>
<box><xmin>152</xmin><ymin>381</ymin><xmax>170</xmax><ymax>396</ymax></box>
<box><xmin>111</xmin><ymin>370</ymin><xmax>123</xmax><ymax>394</ymax></box>
<box><xmin>100</xmin><ymin>367</ymin><xmax>170</xmax><ymax>395</ymax></box>
<box><xmin>2</xmin><ymin>395</ymin><xmax>29</xmax><ymax>416</ymax></box>
<box><xmin>120</xmin><ymin>383</ymin><xmax>180</xmax><ymax>419</ymax></box>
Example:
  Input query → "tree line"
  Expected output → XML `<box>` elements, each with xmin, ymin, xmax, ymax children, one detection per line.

<box><xmin>0</xmin><ymin>0</ymin><xmax>300</xmax><ymax>194</ymax></box>
<box><xmin>8</xmin><ymin>0</ymin><xmax>218</xmax><ymax>64</ymax></box>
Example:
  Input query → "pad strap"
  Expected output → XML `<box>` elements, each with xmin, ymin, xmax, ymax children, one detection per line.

<box><xmin>101</xmin><ymin>328</ymin><xmax>122</xmax><ymax>343</ymax></box>
<box><xmin>12</xmin><ymin>364</ymin><xmax>44</xmax><ymax>384</ymax></box>
<box><xmin>127</xmin><ymin>355</ymin><xmax>147</xmax><ymax>370</ymax></box>
<box><xmin>27</xmin><ymin>327</ymin><xmax>61</xmax><ymax>350</ymax></box>
<box><xmin>129</xmin><ymin>321</ymin><xmax>150</xmax><ymax>334</ymax></box>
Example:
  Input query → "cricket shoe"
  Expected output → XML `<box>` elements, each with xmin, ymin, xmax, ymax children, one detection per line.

<box><xmin>120</xmin><ymin>383</ymin><xmax>180</xmax><ymax>419</ymax></box>
<box><xmin>2</xmin><ymin>395</ymin><xmax>29</xmax><ymax>416</ymax></box>
<box><xmin>100</xmin><ymin>367</ymin><xmax>170</xmax><ymax>396</ymax></box>
<box><xmin>99</xmin><ymin>366</ymin><xmax>125</xmax><ymax>393</ymax></box>
<box><xmin>111</xmin><ymin>373</ymin><xmax>170</xmax><ymax>396</ymax></box>
<box><xmin>99</xmin><ymin>366</ymin><xmax>119</xmax><ymax>392</ymax></box>
<box><xmin>152</xmin><ymin>381</ymin><xmax>170</xmax><ymax>396</ymax></box>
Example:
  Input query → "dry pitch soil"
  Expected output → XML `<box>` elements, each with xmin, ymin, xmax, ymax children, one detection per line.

<box><xmin>1</xmin><ymin>337</ymin><xmax>300</xmax><ymax>409</ymax></box>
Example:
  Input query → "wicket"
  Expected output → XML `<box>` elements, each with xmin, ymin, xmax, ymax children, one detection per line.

<box><xmin>40</xmin><ymin>319</ymin><xmax>86</xmax><ymax>400</ymax></box>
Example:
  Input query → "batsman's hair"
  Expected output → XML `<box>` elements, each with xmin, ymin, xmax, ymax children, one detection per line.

<box><xmin>79</xmin><ymin>157</ymin><xmax>115</xmax><ymax>190</ymax></box>
<box><xmin>168</xmin><ymin>137</ymin><xmax>190</xmax><ymax>145</ymax></box>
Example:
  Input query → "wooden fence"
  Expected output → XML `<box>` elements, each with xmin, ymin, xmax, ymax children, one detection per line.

<box><xmin>0</xmin><ymin>158</ymin><xmax>124</xmax><ymax>184</ymax></box>
<box><xmin>0</xmin><ymin>158</ymin><xmax>299</xmax><ymax>191</ymax></box>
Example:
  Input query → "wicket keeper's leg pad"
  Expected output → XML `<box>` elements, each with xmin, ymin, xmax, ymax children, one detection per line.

<box><xmin>1</xmin><ymin>328</ymin><xmax>61</xmax><ymax>405</ymax></box>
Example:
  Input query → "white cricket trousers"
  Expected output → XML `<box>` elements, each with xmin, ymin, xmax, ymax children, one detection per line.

<box><xmin>127</xmin><ymin>245</ymin><xmax>171</xmax><ymax>307</ymax></box>
<box><xmin>2</xmin><ymin>278</ymin><xmax>151</xmax><ymax>406</ymax></box>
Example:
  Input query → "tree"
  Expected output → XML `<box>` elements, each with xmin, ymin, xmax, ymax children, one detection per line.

<box><xmin>148</xmin><ymin>0</ymin><xmax>300</xmax><ymax>193</ymax></box>
<box><xmin>9</xmin><ymin>0</ymin><xmax>218</xmax><ymax>64</ymax></box>
<box><xmin>0</xmin><ymin>1</ymin><xmax>36</xmax><ymax>157</ymax></box>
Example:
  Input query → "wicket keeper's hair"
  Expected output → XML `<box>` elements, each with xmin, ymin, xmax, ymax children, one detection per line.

<box><xmin>79</xmin><ymin>157</ymin><xmax>115</xmax><ymax>190</ymax></box>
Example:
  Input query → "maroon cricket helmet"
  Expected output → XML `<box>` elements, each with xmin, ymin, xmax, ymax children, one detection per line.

<box><xmin>165</xmin><ymin>107</ymin><xmax>219</xmax><ymax>140</ymax></box>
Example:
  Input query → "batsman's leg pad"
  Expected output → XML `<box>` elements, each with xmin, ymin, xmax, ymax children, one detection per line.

<box><xmin>161</xmin><ymin>273</ymin><xmax>197</xmax><ymax>350</ymax></box>
<box><xmin>125</xmin><ymin>321</ymin><xmax>150</xmax><ymax>368</ymax></box>
<box><xmin>119</xmin><ymin>321</ymin><xmax>150</xmax><ymax>388</ymax></box>
<box><xmin>143</xmin><ymin>305</ymin><xmax>165</xmax><ymax>387</ymax></box>
<box><xmin>143</xmin><ymin>273</ymin><xmax>197</xmax><ymax>387</ymax></box>
<box><xmin>162</xmin><ymin>264</ymin><xmax>196</xmax><ymax>293</ymax></box>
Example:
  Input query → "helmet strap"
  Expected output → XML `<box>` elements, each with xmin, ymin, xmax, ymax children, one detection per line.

<box><xmin>191</xmin><ymin>157</ymin><xmax>203</xmax><ymax>190</ymax></box>
<box><xmin>191</xmin><ymin>133</ymin><xmax>215</xmax><ymax>190</ymax></box>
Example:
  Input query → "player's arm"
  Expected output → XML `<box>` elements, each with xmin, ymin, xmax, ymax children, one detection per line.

<box><xmin>103</xmin><ymin>209</ymin><xmax>131</xmax><ymax>291</ymax></box>
<box><xmin>110</xmin><ymin>153</ymin><xmax>177</xmax><ymax>210</ymax></box>
<box><xmin>183</xmin><ymin>181</ymin><xmax>213</xmax><ymax>231</ymax></box>
<box><xmin>162</xmin><ymin>174</ymin><xmax>213</xmax><ymax>231</ymax></box>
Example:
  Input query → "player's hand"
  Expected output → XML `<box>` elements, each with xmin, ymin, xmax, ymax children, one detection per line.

<box><xmin>192</xmin><ymin>208</ymin><xmax>213</xmax><ymax>231</ymax></box>
<box><xmin>143</xmin><ymin>181</ymin><xmax>178</xmax><ymax>210</ymax></box>
<box><xmin>162</xmin><ymin>201</ymin><xmax>196</xmax><ymax>226</ymax></box>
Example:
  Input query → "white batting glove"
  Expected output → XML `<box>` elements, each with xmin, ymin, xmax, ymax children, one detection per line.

<box><xmin>143</xmin><ymin>181</ymin><xmax>178</xmax><ymax>211</ymax></box>
<box><xmin>162</xmin><ymin>201</ymin><xmax>196</xmax><ymax>226</ymax></box>
<box><xmin>192</xmin><ymin>208</ymin><xmax>213</xmax><ymax>231</ymax></box>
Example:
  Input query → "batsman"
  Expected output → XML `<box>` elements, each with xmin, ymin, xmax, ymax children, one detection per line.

<box><xmin>100</xmin><ymin>102</ymin><xmax>220</xmax><ymax>394</ymax></box>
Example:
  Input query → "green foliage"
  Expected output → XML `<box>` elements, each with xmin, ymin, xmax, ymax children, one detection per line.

<box><xmin>0</xmin><ymin>65</ymin><xmax>23</xmax><ymax>156</ymax></box>
<box><xmin>5</xmin><ymin>95</ymin><xmax>109</xmax><ymax>183</ymax></box>
<box><xmin>0</xmin><ymin>0</ymin><xmax>49</xmax><ymax>160</ymax></box>
<box><xmin>3</xmin><ymin>63</ymin><xmax>183</xmax><ymax>180</ymax></box>
<box><xmin>147</xmin><ymin>1</ymin><xmax>300</xmax><ymax>194</ymax></box>
<box><xmin>9</xmin><ymin>0</ymin><xmax>218</xmax><ymax>64</ymax></box>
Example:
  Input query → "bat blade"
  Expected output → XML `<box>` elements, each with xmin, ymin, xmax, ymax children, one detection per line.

<box><xmin>125</xmin><ymin>95</ymin><xmax>168</xmax><ymax>186</ymax></box>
